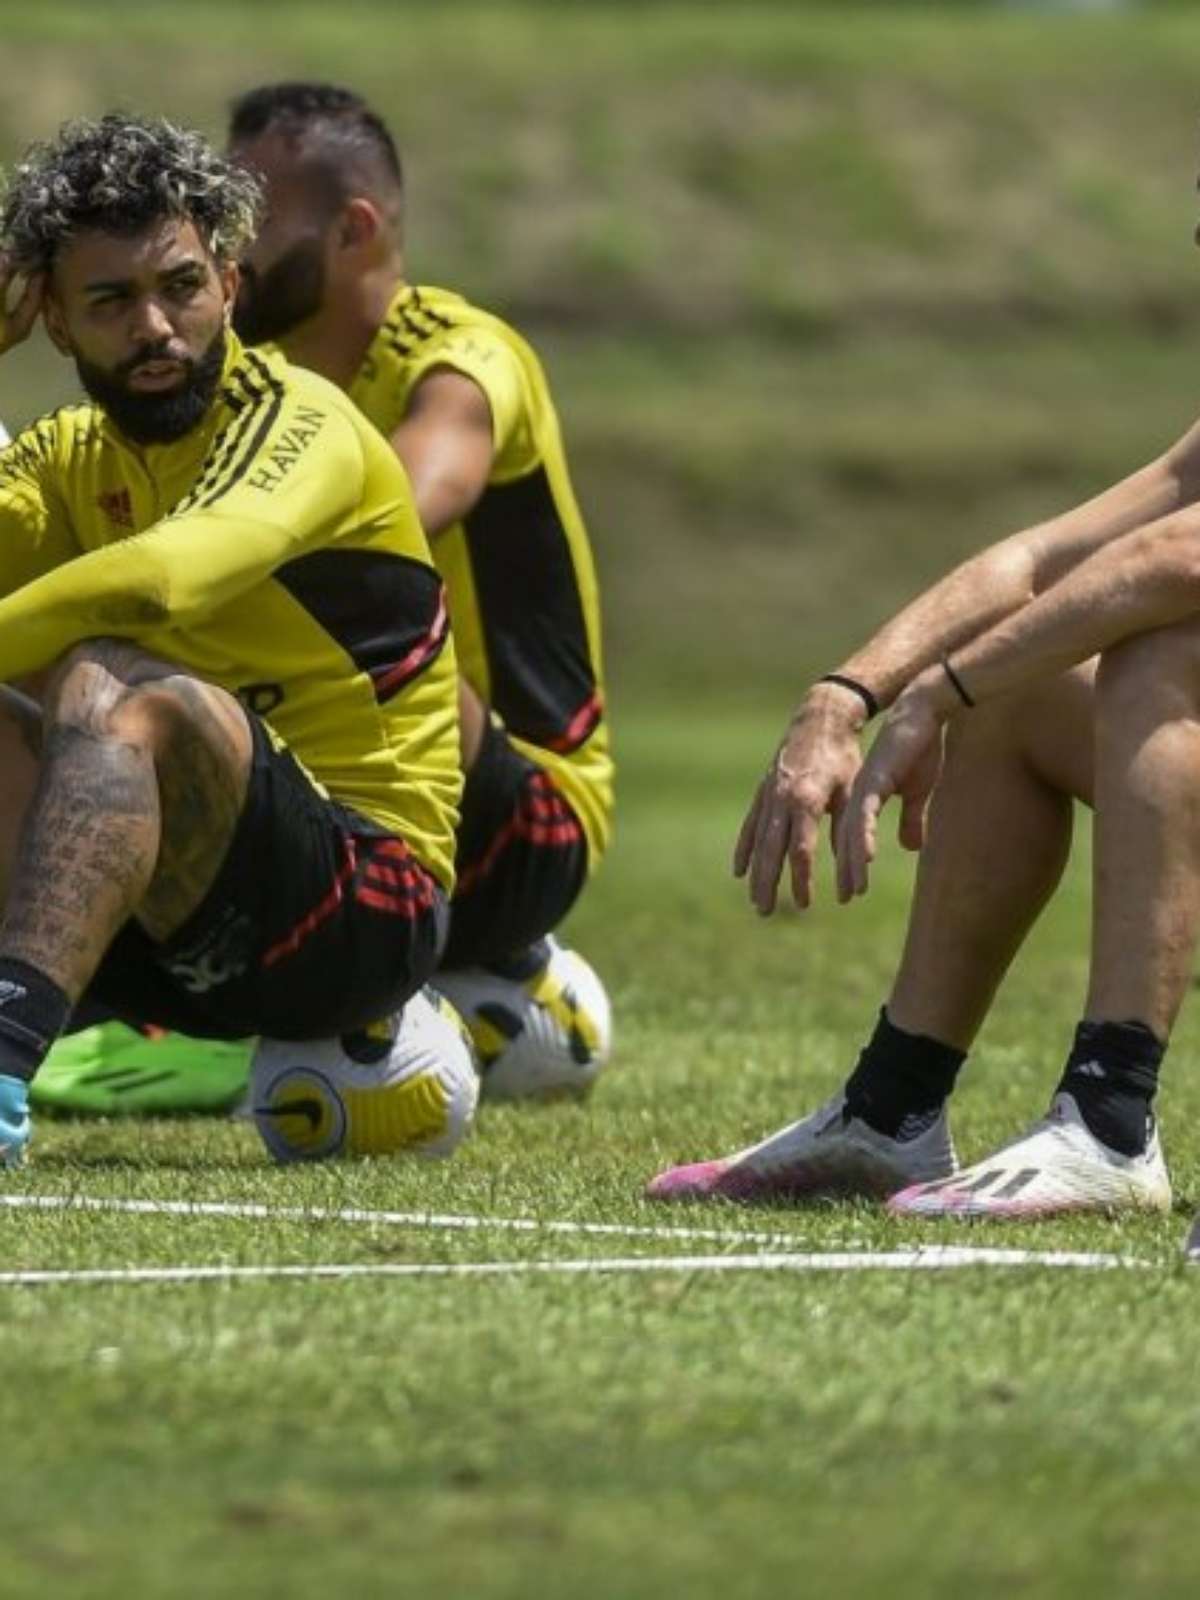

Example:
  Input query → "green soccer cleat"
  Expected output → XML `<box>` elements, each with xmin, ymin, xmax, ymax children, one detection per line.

<box><xmin>31</xmin><ymin>1022</ymin><xmax>253</xmax><ymax>1116</ymax></box>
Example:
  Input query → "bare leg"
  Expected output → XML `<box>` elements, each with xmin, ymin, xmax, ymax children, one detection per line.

<box><xmin>884</xmin><ymin>666</ymin><xmax>1096</xmax><ymax>1049</ymax></box>
<box><xmin>458</xmin><ymin>677</ymin><xmax>488</xmax><ymax>771</ymax></box>
<box><xmin>1086</xmin><ymin>619</ymin><xmax>1200</xmax><ymax>1039</ymax></box>
<box><xmin>0</xmin><ymin>640</ymin><xmax>252</xmax><ymax>1002</ymax></box>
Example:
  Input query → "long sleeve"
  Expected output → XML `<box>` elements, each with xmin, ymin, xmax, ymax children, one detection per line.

<box><xmin>0</xmin><ymin>403</ymin><xmax>368</xmax><ymax>682</ymax></box>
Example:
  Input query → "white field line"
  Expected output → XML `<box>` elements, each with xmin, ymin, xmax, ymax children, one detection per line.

<box><xmin>0</xmin><ymin>1191</ymin><xmax>875</xmax><ymax>1250</ymax></box>
<box><xmin>0</xmin><ymin>1246</ymin><xmax>1145</xmax><ymax>1287</ymax></box>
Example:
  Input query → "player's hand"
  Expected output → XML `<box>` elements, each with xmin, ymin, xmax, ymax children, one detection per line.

<box><xmin>0</xmin><ymin>1073</ymin><xmax>31</xmax><ymax>1165</ymax></box>
<box><xmin>834</xmin><ymin>689</ymin><xmax>946</xmax><ymax>903</ymax></box>
<box><xmin>734</xmin><ymin>686</ymin><xmax>866</xmax><ymax>915</ymax></box>
<box><xmin>0</xmin><ymin>253</ymin><xmax>44</xmax><ymax>357</ymax></box>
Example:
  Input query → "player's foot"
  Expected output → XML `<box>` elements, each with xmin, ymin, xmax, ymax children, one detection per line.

<box><xmin>31</xmin><ymin>1022</ymin><xmax>253</xmax><ymax>1116</ymax></box>
<box><xmin>645</xmin><ymin>1092</ymin><xmax>957</xmax><ymax>1203</ymax></box>
<box><xmin>888</xmin><ymin>1092</ymin><xmax>1170</xmax><ymax>1219</ymax></box>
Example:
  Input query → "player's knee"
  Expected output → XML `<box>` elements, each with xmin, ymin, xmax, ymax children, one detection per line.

<box><xmin>42</xmin><ymin>638</ymin><xmax>149</xmax><ymax>730</ymax></box>
<box><xmin>42</xmin><ymin>639</ymin><xmax>191</xmax><ymax>754</ymax></box>
<box><xmin>1099</xmin><ymin>619</ymin><xmax>1200</xmax><ymax>713</ymax></box>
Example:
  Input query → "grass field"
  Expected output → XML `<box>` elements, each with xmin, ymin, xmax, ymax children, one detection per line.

<box><xmin>4</xmin><ymin>707</ymin><xmax>1200</xmax><ymax>1600</ymax></box>
<box><xmin>5</xmin><ymin>3</ymin><xmax>1200</xmax><ymax>1595</ymax></box>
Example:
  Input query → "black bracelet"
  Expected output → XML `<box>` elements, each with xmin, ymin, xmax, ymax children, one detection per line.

<box><xmin>817</xmin><ymin>673</ymin><xmax>879</xmax><ymax>721</ymax></box>
<box><xmin>940</xmin><ymin>655</ymin><xmax>975</xmax><ymax>709</ymax></box>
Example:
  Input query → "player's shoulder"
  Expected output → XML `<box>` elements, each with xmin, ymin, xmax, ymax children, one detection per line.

<box><xmin>386</xmin><ymin>282</ymin><xmax>537</xmax><ymax>361</ymax></box>
<box><xmin>0</xmin><ymin>400</ymin><xmax>102</xmax><ymax>482</ymax></box>
<box><xmin>230</xmin><ymin>341</ymin><xmax>376</xmax><ymax>455</ymax></box>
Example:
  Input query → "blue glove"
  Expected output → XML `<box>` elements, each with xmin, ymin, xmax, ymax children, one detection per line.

<box><xmin>0</xmin><ymin>1074</ymin><xmax>31</xmax><ymax>1166</ymax></box>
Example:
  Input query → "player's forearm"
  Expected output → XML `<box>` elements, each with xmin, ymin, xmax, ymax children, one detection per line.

<box><xmin>829</xmin><ymin>454</ymin><xmax>1186</xmax><ymax>711</ymax></box>
<box><xmin>0</xmin><ymin>509</ymin><xmax>303</xmax><ymax>681</ymax></box>
<box><xmin>916</xmin><ymin>511</ymin><xmax>1200</xmax><ymax>714</ymax></box>
<box><xmin>0</xmin><ymin>554</ymin><xmax>168</xmax><ymax>680</ymax></box>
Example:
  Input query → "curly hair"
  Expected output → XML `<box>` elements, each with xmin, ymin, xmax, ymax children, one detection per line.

<box><xmin>0</xmin><ymin>113</ymin><xmax>263</xmax><ymax>274</ymax></box>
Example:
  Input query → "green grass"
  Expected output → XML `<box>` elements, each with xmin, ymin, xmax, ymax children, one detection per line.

<box><xmin>5</xmin><ymin>7</ymin><xmax>1200</xmax><ymax>1592</ymax></box>
<box><xmin>4</xmin><ymin>705</ymin><xmax>1200</xmax><ymax>1600</ymax></box>
<box><xmin>8</xmin><ymin>1</ymin><xmax>1200</xmax><ymax>334</ymax></box>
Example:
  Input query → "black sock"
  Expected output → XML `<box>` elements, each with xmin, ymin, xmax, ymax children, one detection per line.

<box><xmin>843</xmin><ymin>1008</ymin><xmax>966</xmax><ymax>1140</ymax></box>
<box><xmin>0</xmin><ymin>958</ymin><xmax>72</xmax><ymax>1082</ymax></box>
<box><xmin>1056</xmin><ymin>1019</ymin><xmax>1163</xmax><ymax>1157</ymax></box>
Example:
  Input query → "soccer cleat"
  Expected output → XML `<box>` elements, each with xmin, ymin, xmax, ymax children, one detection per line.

<box><xmin>645</xmin><ymin>1091</ymin><xmax>957</xmax><ymax>1202</ymax></box>
<box><xmin>887</xmin><ymin>1092</ymin><xmax>1171</xmax><ymax>1219</ymax></box>
<box><xmin>31</xmin><ymin>1023</ymin><xmax>253</xmax><ymax>1116</ymax></box>
<box><xmin>0</xmin><ymin>1073</ymin><xmax>31</xmax><ymax>1165</ymax></box>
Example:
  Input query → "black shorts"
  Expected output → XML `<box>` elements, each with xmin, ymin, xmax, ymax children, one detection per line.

<box><xmin>441</xmin><ymin>719</ymin><xmax>588</xmax><ymax>970</ymax></box>
<box><xmin>86</xmin><ymin>716</ymin><xmax>448</xmax><ymax>1040</ymax></box>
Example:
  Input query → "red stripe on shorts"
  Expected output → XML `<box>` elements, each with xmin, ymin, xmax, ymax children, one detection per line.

<box><xmin>456</xmin><ymin>773</ymin><xmax>583</xmax><ymax>896</ymax></box>
<box><xmin>261</xmin><ymin>835</ymin><xmax>359</xmax><ymax>969</ymax></box>
<box><xmin>353</xmin><ymin>836</ymin><xmax>438</xmax><ymax>918</ymax></box>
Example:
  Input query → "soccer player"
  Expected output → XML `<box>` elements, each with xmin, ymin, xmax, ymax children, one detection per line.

<box><xmin>647</xmin><ymin>399</ymin><xmax>1200</xmax><ymax>1217</ymax></box>
<box><xmin>0</xmin><ymin>113</ymin><xmax>464</xmax><ymax>1162</ymax></box>
<box><xmin>224</xmin><ymin>82</ymin><xmax>614</xmax><ymax>1097</ymax></box>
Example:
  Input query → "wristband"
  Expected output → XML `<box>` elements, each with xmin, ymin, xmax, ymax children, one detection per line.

<box><xmin>817</xmin><ymin>673</ymin><xmax>879</xmax><ymax>721</ymax></box>
<box><xmin>940</xmin><ymin>655</ymin><xmax>975</xmax><ymax>709</ymax></box>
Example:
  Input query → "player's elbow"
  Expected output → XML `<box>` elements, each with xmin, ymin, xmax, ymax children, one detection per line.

<box><xmin>1154</xmin><ymin>519</ymin><xmax>1200</xmax><ymax>600</ymax></box>
<box><xmin>90</xmin><ymin>591</ymin><xmax>172</xmax><ymax>628</ymax></box>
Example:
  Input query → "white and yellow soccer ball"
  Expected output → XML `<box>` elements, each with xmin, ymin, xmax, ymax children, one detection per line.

<box><xmin>431</xmin><ymin>938</ymin><xmax>612</xmax><ymax>1102</ymax></box>
<box><xmin>250</xmin><ymin>987</ymin><xmax>479</xmax><ymax>1163</ymax></box>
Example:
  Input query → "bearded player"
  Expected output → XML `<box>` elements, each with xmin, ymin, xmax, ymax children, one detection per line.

<box><xmin>0</xmin><ymin>113</ymin><xmax>470</xmax><ymax>1161</ymax></box>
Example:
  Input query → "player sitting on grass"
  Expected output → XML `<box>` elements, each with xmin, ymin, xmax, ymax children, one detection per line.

<box><xmin>0</xmin><ymin>113</ymin><xmax>469</xmax><ymax>1164</ymax></box>
<box><xmin>647</xmin><ymin>402</ymin><xmax>1200</xmax><ymax>1218</ymax></box>
<box><xmin>223</xmin><ymin>82</ymin><xmax>614</xmax><ymax>1101</ymax></box>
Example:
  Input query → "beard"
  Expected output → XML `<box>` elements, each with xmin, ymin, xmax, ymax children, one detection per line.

<box><xmin>233</xmin><ymin>237</ymin><xmax>327</xmax><ymax>345</ymax></box>
<box><xmin>76</xmin><ymin>325</ymin><xmax>228</xmax><ymax>445</ymax></box>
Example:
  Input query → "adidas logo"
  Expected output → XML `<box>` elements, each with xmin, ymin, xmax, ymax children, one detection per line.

<box><xmin>96</xmin><ymin>488</ymin><xmax>134</xmax><ymax>528</ymax></box>
<box><xmin>0</xmin><ymin>981</ymin><xmax>27</xmax><ymax>1008</ymax></box>
<box><xmin>1073</xmin><ymin>1059</ymin><xmax>1107</xmax><ymax>1080</ymax></box>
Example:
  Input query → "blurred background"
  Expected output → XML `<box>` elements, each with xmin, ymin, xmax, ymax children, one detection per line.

<box><xmin>3</xmin><ymin>0</ymin><xmax>1200</xmax><ymax>716</ymax></box>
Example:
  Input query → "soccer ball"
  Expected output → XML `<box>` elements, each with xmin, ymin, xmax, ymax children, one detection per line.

<box><xmin>431</xmin><ymin>939</ymin><xmax>612</xmax><ymax>1102</ymax></box>
<box><xmin>250</xmin><ymin>987</ymin><xmax>479</xmax><ymax>1163</ymax></box>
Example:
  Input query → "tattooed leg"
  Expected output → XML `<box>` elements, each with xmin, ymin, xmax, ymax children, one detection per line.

<box><xmin>0</xmin><ymin>684</ymin><xmax>47</xmax><ymax>903</ymax></box>
<box><xmin>0</xmin><ymin>640</ymin><xmax>252</xmax><ymax>1001</ymax></box>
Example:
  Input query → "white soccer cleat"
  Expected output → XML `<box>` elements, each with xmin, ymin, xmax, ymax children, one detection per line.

<box><xmin>888</xmin><ymin>1092</ymin><xmax>1171</xmax><ymax>1219</ymax></box>
<box><xmin>645</xmin><ymin>1092</ymin><xmax>957</xmax><ymax>1203</ymax></box>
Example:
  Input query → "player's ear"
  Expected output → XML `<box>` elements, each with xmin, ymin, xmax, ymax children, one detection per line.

<box><xmin>41</xmin><ymin>286</ymin><xmax>71</xmax><ymax>356</ymax></box>
<box><xmin>337</xmin><ymin>198</ymin><xmax>380</xmax><ymax>251</ymax></box>
<box><xmin>218</xmin><ymin>258</ymin><xmax>239</xmax><ymax>325</ymax></box>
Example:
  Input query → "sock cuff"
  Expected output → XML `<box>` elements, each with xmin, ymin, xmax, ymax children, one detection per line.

<box><xmin>0</xmin><ymin>958</ymin><xmax>73</xmax><ymax>1082</ymax></box>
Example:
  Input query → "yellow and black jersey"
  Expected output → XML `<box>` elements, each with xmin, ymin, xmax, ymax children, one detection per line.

<box><xmin>349</xmin><ymin>283</ymin><xmax>613</xmax><ymax>869</ymax></box>
<box><xmin>0</xmin><ymin>336</ymin><xmax>461</xmax><ymax>890</ymax></box>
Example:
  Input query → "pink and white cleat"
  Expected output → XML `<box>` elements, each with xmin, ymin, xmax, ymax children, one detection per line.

<box><xmin>887</xmin><ymin>1092</ymin><xmax>1171</xmax><ymax>1220</ymax></box>
<box><xmin>646</xmin><ymin>1091</ymin><xmax>957</xmax><ymax>1203</ymax></box>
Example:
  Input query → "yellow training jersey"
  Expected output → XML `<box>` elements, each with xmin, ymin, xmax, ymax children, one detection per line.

<box><xmin>348</xmin><ymin>283</ymin><xmax>613</xmax><ymax>868</ymax></box>
<box><xmin>0</xmin><ymin>336</ymin><xmax>461</xmax><ymax>890</ymax></box>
